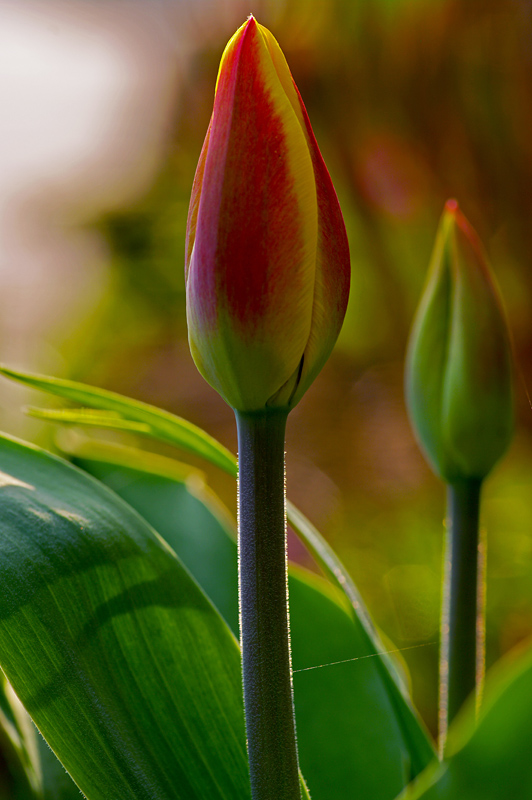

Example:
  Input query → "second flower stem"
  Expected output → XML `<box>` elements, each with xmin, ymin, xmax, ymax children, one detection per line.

<box><xmin>439</xmin><ymin>479</ymin><xmax>483</xmax><ymax>751</ymax></box>
<box><xmin>235</xmin><ymin>408</ymin><xmax>301</xmax><ymax>800</ymax></box>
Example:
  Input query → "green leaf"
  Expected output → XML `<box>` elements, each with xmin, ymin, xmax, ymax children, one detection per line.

<box><xmin>0</xmin><ymin>674</ymin><xmax>41</xmax><ymax>799</ymax></box>
<box><xmin>0</xmin><ymin>433</ymin><xmax>251</xmax><ymax>800</ymax></box>
<box><xmin>0</xmin><ymin>365</ymin><xmax>235</xmax><ymax>475</ymax></box>
<box><xmin>290</xmin><ymin>566</ymin><xmax>421</xmax><ymax>799</ymax></box>
<box><xmin>26</xmin><ymin>407</ymin><xmax>153</xmax><ymax>436</ymax></box>
<box><xmin>397</xmin><ymin>645</ymin><xmax>532</xmax><ymax>799</ymax></box>
<box><xmin>36</xmin><ymin>729</ymin><xmax>86</xmax><ymax>800</ymax></box>
<box><xmin>0</xmin><ymin>673</ymin><xmax>81</xmax><ymax>799</ymax></box>
<box><xmin>71</xmin><ymin>440</ymin><xmax>435</xmax><ymax>798</ymax></box>
<box><xmin>1</xmin><ymin>365</ymin><xmax>435</xmax><ymax>776</ymax></box>
<box><xmin>71</xmin><ymin>441</ymin><xmax>240</xmax><ymax>637</ymax></box>
<box><xmin>286</xmin><ymin>502</ymin><xmax>436</xmax><ymax>778</ymax></box>
<box><xmin>1</xmin><ymin>607</ymin><xmax>164</xmax><ymax>800</ymax></box>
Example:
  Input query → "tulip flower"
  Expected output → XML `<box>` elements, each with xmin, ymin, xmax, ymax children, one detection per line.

<box><xmin>405</xmin><ymin>200</ymin><xmax>514</xmax><ymax>750</ymax></box>
<box><xmin>185</xmin><ymin>16</ymin><xmax>350</xmax><ymax>413</ymax></box>
<box><xmin>405</xmin><ymin>199</ymin><xmax>513</xmax><ymax>483</ymax></box>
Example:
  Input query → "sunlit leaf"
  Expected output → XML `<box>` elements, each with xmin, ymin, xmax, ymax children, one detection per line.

<box><xmin>286</xmin><ymin>501</ymin><xmax>436</xmax><ymax>777</ymax></box>
<box><xmin>397</xmin><ymin>645</ymin><xmax>532</xmax><ymax>799</ymax></box>
<box><xmin>0</xmin><ymin>366</ymin><xmax>235</xmax><ymax>475</ymax></box>
<box><xmin>0</xmin><ymin>433</ymin><xmax>251</xmax><ymax>800</ymax></box>
<box><xmin>0</xmin><ymin>675</ymin><xmax>41</xmax><ymax>799</ymax></box>
<box><xmin>0</xmin><ymin>675</ymin><xmax>80</xmax><ymax>799</ymax></box>
<box><xmin>26</xmin><ymin>407</ymin><xmax>152</xmax><ymax>436</ymax></box>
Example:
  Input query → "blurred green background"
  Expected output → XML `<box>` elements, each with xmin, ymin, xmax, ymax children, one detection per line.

<box><xmin>2</xmin><ymin>0</ymin><xmax>532</xmax><ymax>739</ymax></box>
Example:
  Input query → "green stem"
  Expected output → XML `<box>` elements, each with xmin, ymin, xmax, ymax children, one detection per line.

<box><xmin>439</xmin><ymin>479</ymin><xmax>483</xmax><ymax>751</ymax></box>
<box><xmin>235</xmin><ymin>408</ymin><xmax>301</xmax><ymax>800</ymax></box>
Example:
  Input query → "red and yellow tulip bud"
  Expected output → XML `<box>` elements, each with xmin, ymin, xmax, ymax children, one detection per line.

<box><xmin>185</xmin><ymin>17</ymin><xmax>350</xmax><ymax>413</ymax></box>
<box><xmin>405</xmin><ymin>200</ymin><xmax>514</xmax><ymax>482</ymax></box>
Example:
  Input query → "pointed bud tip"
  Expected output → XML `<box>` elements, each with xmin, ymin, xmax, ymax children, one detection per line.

<box><xmin>239</xmin><ymin>15</ymin><xmax>260</xmax><ymax>44</ymax></box>
<box><xmin>444</xmin><ymin>200</ymin><xmax>486</xmax><ymax>266</ymax></box>
<box><xmin>444</xmin><ymin>198</ymin><xmax>459</xmax><ymax>215</ymax></box>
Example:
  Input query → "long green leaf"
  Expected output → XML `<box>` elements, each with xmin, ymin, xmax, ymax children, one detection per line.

<box><xmin>0</xmin><ymin>366</ymin><xmax>235</xmax><ymax>475</ymax></box>
<box><xmin>0</xmin><ymin>433</ymin><xmax>251</xmax><ymax>800</ymax></box>
<box><xmin>0</xmin><ymin>673</ymin><xmax>81</xmax><ymax>799</ymax></box>
<box><xmin>397</xmin><ymin>645</ymin><xmax>532</xmax><ymax>799</ymax></box>
<box><xmin>26</xmin><ymin>407</ymin><xmax>153</xmax><ymax>435</ymax></box>
<box><xmin>286</xmin><ymin>501</ymin><xmax>436</xmax><ymax>777</ymax></box>
<box><xmin>70</xmin><ymin>440</ymin><xmax>434</xmax><ymax>797</ymax></box>
<box><xmin>0</xmin><ymin>675</ymin><xmax>41</xmax><ymax>799</ymax></box>
<box><xmin>36</xmin><ymin>727</ymin><xmax>87</xmax><ymax>800</ymax></box>
<box><xmin>1</xmin><ymin>365</ymin><xmax>435</xmax><ymax>774</ymax></box>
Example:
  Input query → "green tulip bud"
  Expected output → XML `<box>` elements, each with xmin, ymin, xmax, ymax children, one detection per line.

<box><xmin>405</xmin><ymin>200</ymin><xmax>514</xmax><ymax>482</ymax></box>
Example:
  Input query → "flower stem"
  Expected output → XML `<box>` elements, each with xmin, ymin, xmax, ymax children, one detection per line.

<box><xmin>439</xmin><ymin>479</ymin><xmax>484</xmax><ymax>751</ymax></box>
<box><xmin>235</xmin><ymin>408</ymin><xmax>301</xmax><ymax>800</ymax></box>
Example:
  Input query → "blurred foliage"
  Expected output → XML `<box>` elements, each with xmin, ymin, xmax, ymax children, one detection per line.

<box><xmin>40</xmin><ymin>0</ymin><xmax>532</xmax><ymax>737</ymax></box>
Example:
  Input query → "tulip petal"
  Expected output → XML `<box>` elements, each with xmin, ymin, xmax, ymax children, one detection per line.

<box><xmin>405</xmin><ymin>211</ymin><xmax>453</xmax><ymax>476</ymax></box>
<box><xmin>291</xmin><ymin>97</ymin><xmax>351</xmax><ymax>406</ymax></box>
<box><xmin>258</xmin><ymin>24</ymin><xmax>350</xmax><ymax>407</ymax></box>
<box><xmin>185</xmin><ymin>119</ymin><xmax>212</xmax><ymax>280</ymax></box>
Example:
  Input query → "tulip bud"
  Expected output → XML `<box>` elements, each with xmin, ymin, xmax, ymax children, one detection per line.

<box><xmin>405</xmin><ymin>200</ymin><xmax>514</xmax><ymax>482</ymax></box>
<box><xmin>185</xmin><ymin>17</ymin><xmax>350</xmax><ymax>412</ymax></box>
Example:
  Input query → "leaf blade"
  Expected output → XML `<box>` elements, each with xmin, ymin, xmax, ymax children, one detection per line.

<box><xmin>0</xmin><ymin>434</ymin><xmax>251</xmax><ymax>800</ymax></box>
<box><xmin>0</xmin><ymin>366</ymin><xmax>235</xmax><ymax>475</ymax></box>
<box><xmin>398</xmin><ymin>646</ymin><xmax>532</xmax><ymax>799</ymax></box>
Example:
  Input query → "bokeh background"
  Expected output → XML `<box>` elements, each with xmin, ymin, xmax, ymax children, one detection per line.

<box><xmin>2</xmin><ymin>0</ymin><xmax>532</xmax><ymax>738</ymax></box>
